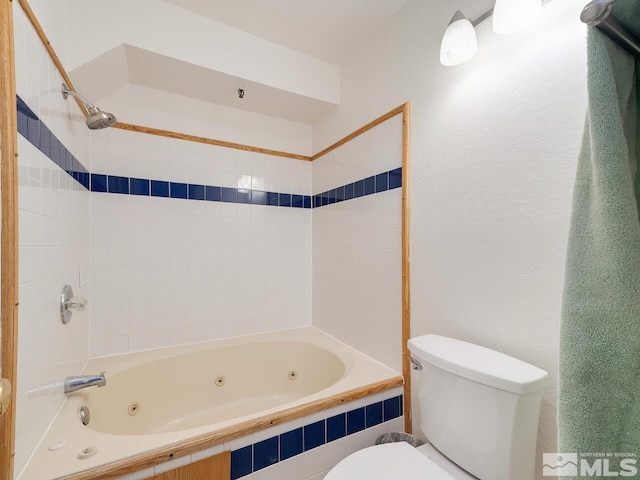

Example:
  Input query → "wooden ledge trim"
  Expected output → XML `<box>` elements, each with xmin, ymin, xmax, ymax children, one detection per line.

<box><xmin>311</xmin><ymin>103</ymin><xmax>407</xmax><ymax>161</ymax></box>
<box><xmin>400</xmin><ymin>101</ymin><xmax>412</xmax><ymax>434</ymax></box>
<box><xmin>113</xmin><ymin>122</ymin><xmax>312</xmax><ymax>161</ymax></box>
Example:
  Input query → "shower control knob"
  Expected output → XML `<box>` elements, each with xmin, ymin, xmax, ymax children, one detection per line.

<box><xmin>60</xmin><ymin>285</ymin><xmax>88</xmax><ymax>324</ymax></box>
<box><xmin>67</xmin><ymin>297</ymin><xmax>88</xmax><ymax>312</ymax></box>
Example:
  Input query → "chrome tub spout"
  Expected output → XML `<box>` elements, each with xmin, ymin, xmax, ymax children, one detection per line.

<box><xmin>64</xmin><ymin>372</ymin><xmax>106</xmax><ymax>394</ymax></box>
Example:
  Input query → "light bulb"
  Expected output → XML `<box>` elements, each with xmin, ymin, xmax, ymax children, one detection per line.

<box><xmin>492</xmin><ymin>0</ymin><xmax>541</xmax><ymax>35</ymax></box>
<box><xmin>440</xmin><ymin>12</ymin><xmax>478</xmax><ymax>66</ymax></box>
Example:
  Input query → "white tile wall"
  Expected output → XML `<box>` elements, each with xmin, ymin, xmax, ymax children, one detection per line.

<box><xmin>90</xmin><ymin>128</ymin><xmax>312</xmax><ymax>196</ymax></box>
<box><xmin>89</xmin><ymin>130</ymin><xmax>312</xmax><ymax>355</ymax></box>
<box><xmin>312</xmin><ymin>116</ymin><xmax>403</xmax><ymax>372</ymax></box>
<box><xmin>13</xmin><ymin>2</ymin><xmax>92</xmax><ymax>475</ymax></box>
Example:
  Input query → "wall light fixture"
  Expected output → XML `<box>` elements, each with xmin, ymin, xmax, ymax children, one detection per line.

<box><xmin>440</xmin><ymin>0</ymin><xmax>544</xmax><ymax>67</ymax></box>
<box><xmin>440</xmin><ymin>9</ymin><xmax>492</xmax><ymax>66</ymax></box>
<box><xmin>440</xmin><ymin>11</ymin><xmax>478</xmax><ymax>66</ymax></box>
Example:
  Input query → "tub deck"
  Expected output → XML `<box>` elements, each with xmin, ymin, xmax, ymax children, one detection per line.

<box><xmin>19</xmin><ymin>328</ymin><xmax>403</xmax><ymax>480</ymax></box>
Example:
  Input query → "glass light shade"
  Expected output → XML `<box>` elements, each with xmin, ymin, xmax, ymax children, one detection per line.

<box><xmin>440</xmin><ymin>13</ymin><xmax>478</xmax><ymax>66</ymax></box>
<box><xmin>492</xmin><ymin>0</ymin><xmax>541</xmax><ymax>35</ymax></box>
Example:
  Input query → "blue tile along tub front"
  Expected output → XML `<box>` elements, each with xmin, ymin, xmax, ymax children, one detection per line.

<box><xmin>229</xmin><ymin>394</ymin><xmax>403</xmax><ymax>479</ymax></box>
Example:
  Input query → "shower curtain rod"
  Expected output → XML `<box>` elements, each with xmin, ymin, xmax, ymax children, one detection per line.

<box><xmin>581</xmin><ymin>0</ymin><xmax>640</xmax><ymax>59</ymax></box>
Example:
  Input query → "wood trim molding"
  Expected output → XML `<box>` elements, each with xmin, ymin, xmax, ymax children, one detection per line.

<box><xmin>58</xmin><ymin>377</ymin><xmax>403</xmax><ymax>480</ymax></box>
<box><xmin>310</xmin><ymin>104</ymin><xmax>406</xmax><ymax>161</ymax></box>
<box><xmin>113</xmin><ymin>122</ymin><xmax>311</xmax><ymax>162</ymax></box>
<box><xmin>0</xmin><ymin>1</ymin><xmax>19</xmax><ymax>479</ymax></box>
<box><xmin>401</xmin><ymin>102</ymin><xmax>412</xmax><ymax>434</ymax></box>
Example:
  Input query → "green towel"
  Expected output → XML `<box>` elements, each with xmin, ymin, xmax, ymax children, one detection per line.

<box><xmin>559</xmin><ymin>1</ymin><xmax>640</xmax><ymax>476</ymax></box>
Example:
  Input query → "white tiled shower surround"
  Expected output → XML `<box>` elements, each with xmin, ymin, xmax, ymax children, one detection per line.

<box><xmin>12</xmin><ymin>1</ymin><xmax>405</xmax><ymax>476</ymax></box>
<box><xmin>88</xmin><ymin>129</ymin><xmax>312</xmax><ymax>356</ymax></box>
<box><xmin>312</xmin><ymin>115</ymin><xmax>403</xmax><ymax>372</ymax></box>
<box><xmin>13</xmin><ymin>2</ymin><xmax>92</xmax><ymax>474</ymax></box>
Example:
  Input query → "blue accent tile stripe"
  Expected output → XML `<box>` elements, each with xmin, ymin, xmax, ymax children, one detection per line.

<box><xmin>303</xmin><ymin>420</ymin><xmax>325</xmax><ymax>451</ymax></box>
<box><xmin>206</xmin><ymin>186</ymin><xmax>221</xmax><ymax>202</ymax></box>
<box><xmin>151</xmin><ymin>180</ymin><xmax>169</xmax><ymax>198</ymax></box>
<box><xmin>326</xmin><ymin>413</ymin><xmax>346</xmax><ymax>442</ymax></box>
<box><xmin>188</xmin><ymin>184</ymin><xmax>205</xmax><ymax>200</ymax></box>
<box><xmin>222</xmin><ymin>187</ymin><xmax>237</xmax><ymax>203</ymax></box>
<box><xmin>17</xmin><ymin>95</ymin><xmax>89</xmax><ymax>191</ymax></box>
<box><xmin>251</xmin><ymin>190</ymin><xmax>266</xmax><ymax>205</ymax></box>
<box><xmin>280</xmin><ymin>428</ymin><xmax>303</xmax><ymax>461</ymax></box>
<box><xmin>237</xmin><ymin>188</ymin><xmax>251</xmax><ymax>204</ymax></box>
<box><xmin>231</xmin><ymin>445</ymin><xmax>252</xmax><ymax>480</ymax></box>
<box><xmin>313</xmin><ymin>167</ymin><xmax>402</xmax><ymax>209</ymax></box>
<box><xmin>130</xmin><ymin>178</ymin><xmax>150</xmax><ymax>196</ymax></box>
<box><xmin>279</xmin><ymin>193</ymin><xmax>291</xmax><ymax>207</ymax></box>
<box><xmin>108</xmin><ymin>175</ymin><xmax>129</xmax><ymax>194</ymax></box>
<box><xmin>253</xmin><ymin>437</ymin><xmax>279</xmax><ymax>471</ymax></box>
<box><xmin>170</xmin><ymin>182</ymin><xmax>188</xmax><ymax>199</ymax></box>
<box><xmin>91</xmin><ymin>174</ymin><xmax>107</xmax><ymax>193</ymax></box>
<box><xmin>347</xmin><ymin>407</ymin><xmax>366</xmax><ymax>435</ymax></box>
<box><xmin>229</xmin><ymin>393</ymin><xmax>403</xmax><ymax>478</ymax></box>
<box><xmin>366</xmin><ymin>402</ymin><xmax>383</xmax><ymax>428</ymax></box>
<box><xmin>383</xmin><ymin>396</ymin><xmax>402</xmax><ymax>421</ymax></box>
<box><xmin>89</xmin><ymin>173</ymin><xmax>313</xmax><ymax>209</ymax></box>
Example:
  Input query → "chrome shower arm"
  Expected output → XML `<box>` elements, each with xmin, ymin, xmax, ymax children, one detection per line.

<box><xmin>61</xmin><ymin>83</ymin><xmax>96</xmax><ymax>109</ymax></box>
<box><xmin>61</xmin><ymin>83</ymin><xmax>117</xmax><ymax>129</ymax></box>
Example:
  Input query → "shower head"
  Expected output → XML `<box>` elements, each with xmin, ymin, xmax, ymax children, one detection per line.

<box><xmin>85</xmin><ymin>107</ymin><xmax>117</xmax><ymax>130</ymax></box>
<box><xmin>61</xmin><ymin>83</ymin><xmax>117</xmax><ymax>130</ymax></box>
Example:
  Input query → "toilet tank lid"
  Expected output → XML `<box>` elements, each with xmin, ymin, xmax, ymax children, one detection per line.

<box><xmin>408</xmin><ymin>335</ymin><xmax>548</xmax><ymax>395</ymax></box>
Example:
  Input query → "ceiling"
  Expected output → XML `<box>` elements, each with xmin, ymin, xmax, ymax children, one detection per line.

<box><xmin>64</xmin><ymin>0</ymin><xmax>414</xmax><ymax>125</ymax></box>
<box><xmin>70</xmin><ymin>44</ymin><xmax>338</xmax><ymax>124</ymax></box>
<box><xmin>161</xmin><ymin>0</ymin><xmax>410</xmax><ymax>65</ymax></box>
<box><xmin>63</xmin><ymin>0</ymin><xmax>498</xmax><ymax>126</ymax></box>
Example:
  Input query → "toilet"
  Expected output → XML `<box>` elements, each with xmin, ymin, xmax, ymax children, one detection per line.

<box><xmin>326</xmin><ymin>335</ymin><xmax>548</xmax><ymax>480</ymax></box>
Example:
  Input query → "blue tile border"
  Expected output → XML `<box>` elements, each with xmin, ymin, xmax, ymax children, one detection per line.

<box><xmin>230</xmin><ymin>394</ymin><xmax>403</xmax><ymax>478</ymax></box>
<box><xmin>17</xmin><ymin>96</ymin><xmax>90</xmax><ymax>191</ymax></box>
<box><xmin>231</xmin><ymin>445</ymin><xmax>252</xmax><ymax>480</ymax></box>
<box><xmin>87</xmin><ymin>174</ymin><xmax>322</xmax><ymax>209</ymax></box>
<box><xmin>17</xmin><ymin>95</ymin><xmax>402</xmax><ymax>210</ymax></box>
<box><xmin>326</xmin><ymin>413</ymin><xmax>346</xmax><ymax>442</ymax></box>
<box><xmin>312</xmin><ymin>167</ymin><xmax>402</xmax><ymax>209</ymax></box>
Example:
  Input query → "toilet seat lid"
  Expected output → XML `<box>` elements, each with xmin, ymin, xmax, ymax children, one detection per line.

<box><xmin>325</xmin><ymin>442</ymin><xmax>456</xmax><ymax>480</ymax></box>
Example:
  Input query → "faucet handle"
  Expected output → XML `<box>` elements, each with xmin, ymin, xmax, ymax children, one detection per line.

<box><xmin>67</xmin><ymin>296</ymin><xmax>88</xmax><ymax>312</ymax></box>
<box><xmin>60</xmin><ymin>285</ymin><xmax>88</xmax><ymax>324</ymax></box>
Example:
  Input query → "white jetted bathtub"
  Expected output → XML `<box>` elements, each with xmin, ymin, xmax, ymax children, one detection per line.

<box><xmin>21</xmin><ymin>327</ymin><xmax>402</xmax><ymax>479</ymax></box>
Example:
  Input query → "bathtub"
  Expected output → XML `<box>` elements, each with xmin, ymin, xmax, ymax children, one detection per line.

<box><xmin>20</xmin><ymin>327</ymin><xmax>403</xmax><ymax>480</ymax></box>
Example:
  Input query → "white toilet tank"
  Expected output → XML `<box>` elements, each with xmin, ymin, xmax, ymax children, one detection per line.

<box><xmin>408</xmin><ymin>335</ymin><xmax>548</xmax><ymax>480</ymax></box>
